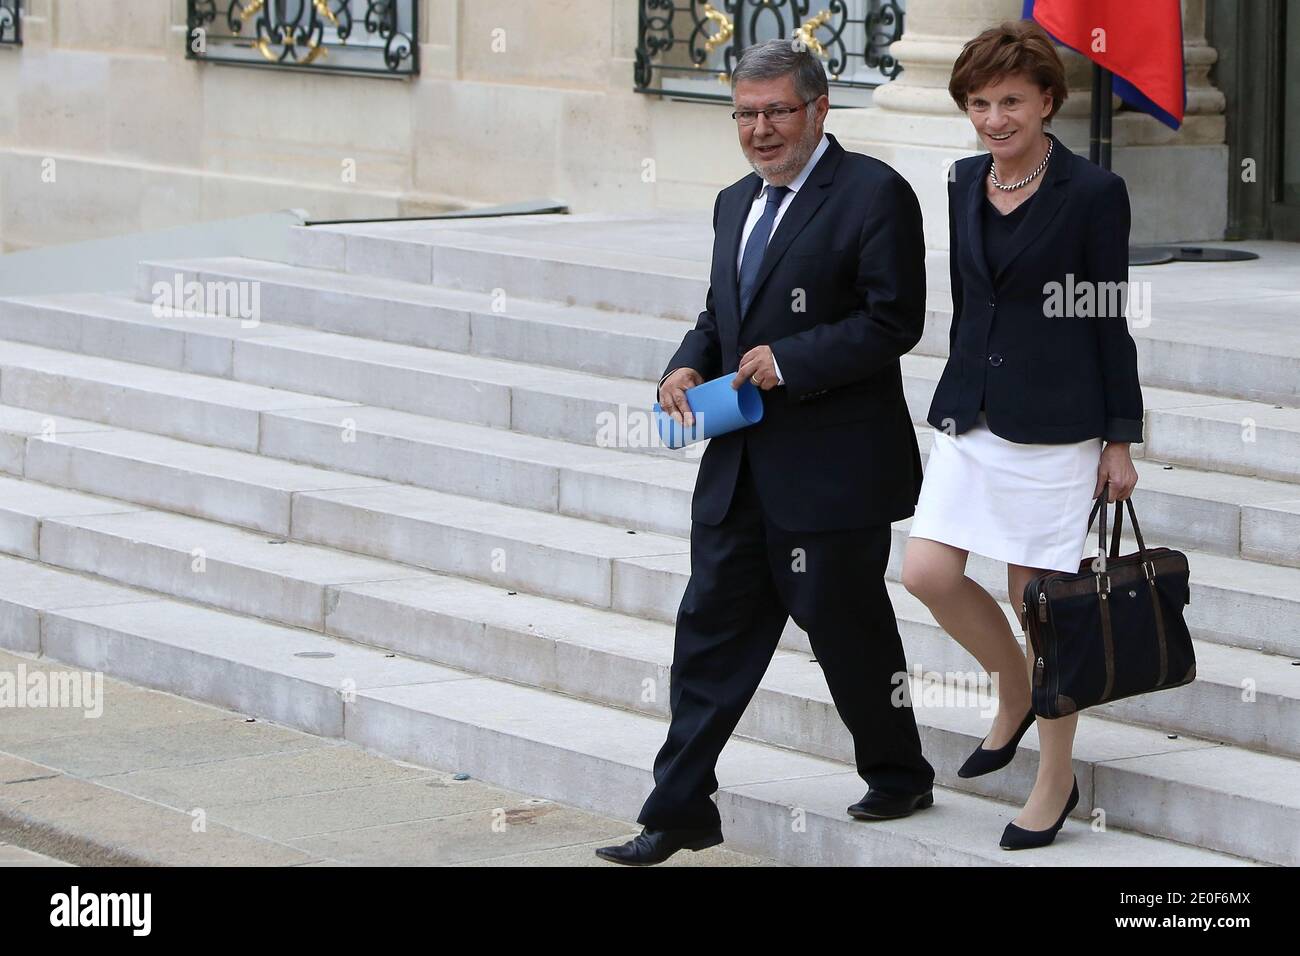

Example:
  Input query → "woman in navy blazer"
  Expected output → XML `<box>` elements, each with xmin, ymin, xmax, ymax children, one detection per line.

<box><xmin>901</xmin><ymin>20</ymin><xmax>1143</xmax><ymax>850</ymax></box>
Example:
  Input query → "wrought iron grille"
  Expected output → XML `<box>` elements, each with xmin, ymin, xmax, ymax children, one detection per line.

<box><xmin>635</xmin><ymin>0</ymin><xmax>904</xmax><ymax>104</ymax></box>
<box><xmin>0</xmin><ymin>0</ymin><xmax>21</xmax><ymax>47</ymax></box>
<box><xmin>186</xmin><ymin>1</ymin><xmax>418</xmax><ymax>77</ymax></box>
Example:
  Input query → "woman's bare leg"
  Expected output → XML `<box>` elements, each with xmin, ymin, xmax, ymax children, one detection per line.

<box><xmin>1007</xmin><ymin>562</ymin><xmax>1079</xmax><ymax>829</ymax></box>
<box><xmin>901</xmin><ymin>538</ymin><xmax>1031</xmax><ymax>748</ymax></box>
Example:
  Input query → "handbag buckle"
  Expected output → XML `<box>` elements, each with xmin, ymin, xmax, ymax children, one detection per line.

<box><xmin>1143</xmin><ymin>560</ymin><xmax>1155</xmax><ymax>581</ymax></box>
<box><xmin>1096</xmin><ymin>572</ymin><xmax>1111</xmax><ymax>595</ymax></box>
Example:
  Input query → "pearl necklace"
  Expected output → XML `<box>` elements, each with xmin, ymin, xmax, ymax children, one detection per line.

<box><xmin>990</xmin><ymin>136</ymin><xmax>1053</xmax><ymax>191</ymax></box>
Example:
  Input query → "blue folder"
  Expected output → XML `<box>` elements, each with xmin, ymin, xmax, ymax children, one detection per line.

<box><xmin>653</xmin><ymin>374</ymin><xmax>765</xmax><ymax>449</ymax></box>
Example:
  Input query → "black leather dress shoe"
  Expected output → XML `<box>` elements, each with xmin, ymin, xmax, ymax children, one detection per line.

<box><xmin>847</xmin><ymin>788</ymin><xmax>935</xmax><ymax>820</ymax></box>
<box><xmin>594</xmin><ymin>826</ymin><xmax>724</xmax><ymax>866</ymax></box>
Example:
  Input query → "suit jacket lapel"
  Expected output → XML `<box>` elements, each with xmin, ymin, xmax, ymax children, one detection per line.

<box><xmin>744</xmin><ymin>136</ymin><xmax>843</xmax><ymax>316</ymax></box>
<box><xmin>966</xmin><ymin>152</ymin><xmax>994</xmax><ymax>289</ymax></box>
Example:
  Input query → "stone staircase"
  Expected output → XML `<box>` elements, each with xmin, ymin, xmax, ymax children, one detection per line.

<box><xmin>1</xmin><ymin>212</ymin><xmax>1296</xmax><ymax>866</ymax></box>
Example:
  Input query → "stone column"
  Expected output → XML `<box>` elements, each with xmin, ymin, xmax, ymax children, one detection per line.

<box><xmin>871</xmin><ymin>0</ymin><xmax>1029</xmax><ymax>133</ymax></box>
<box><xmin>826</xmin><ymin>0</ymin><xmax>1228</xmax><ymax>244</ymax></box>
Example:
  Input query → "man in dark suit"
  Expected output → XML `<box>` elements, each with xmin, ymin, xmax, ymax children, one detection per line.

<box><xmin>595</xmin><ymin>39</ymin><xmax>934</xmax><ymax>866</ymax></box>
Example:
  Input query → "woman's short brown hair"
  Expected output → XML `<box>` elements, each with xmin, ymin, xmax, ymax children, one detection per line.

<box><xmin>948</xmin><ymin>20</ymin><xmax>1068</xmax><ymax>122</ymax></box>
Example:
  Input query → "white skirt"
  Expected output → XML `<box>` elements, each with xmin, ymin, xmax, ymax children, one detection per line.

<box><xmin>908</xmin><ymin>411</ymin><xmax>1104</xmax><ymax>573</ymax></box>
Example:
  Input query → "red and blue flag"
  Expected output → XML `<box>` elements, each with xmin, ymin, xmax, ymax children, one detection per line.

<box><xmin>1023</xmin><ymin>0</ymin><xmax>1186</xmax><ymax>130</ymax></box>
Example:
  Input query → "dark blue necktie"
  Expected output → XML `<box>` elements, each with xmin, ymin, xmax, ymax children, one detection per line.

<box><xmin>738</xmin><ymin>184</ymin><xmax>789</xmax><ymax>318</ymax></box>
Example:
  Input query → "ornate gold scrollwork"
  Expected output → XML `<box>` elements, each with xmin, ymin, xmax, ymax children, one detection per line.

<box><xmin>313</xmin><ymin>0</ymin><xmax>339</xmax><ymax>29</ymax></box>
<box><xmin>301</xmin><ymin>37</ymin><xmax>327</xmax><ymax>63</ymax></box>
<box><xmin>249</xmin><ymin>0</ymin><xmax>333</xmax><ymax>63</ymax></box>
<box><xmin>254</xmin><ymin>33</ymin><xmax>327</xmax><ymax>63</ymax></box>
<box><xmin>701</xmin><ymin>3</ymin><xmax>733</xmax><ymax>55</ymax></box>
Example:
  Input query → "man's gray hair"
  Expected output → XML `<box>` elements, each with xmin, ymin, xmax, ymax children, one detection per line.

<box><xmin>730</xmin><ymin>38</ymin><xmax>829</xmax><ymax>102</ymax></box>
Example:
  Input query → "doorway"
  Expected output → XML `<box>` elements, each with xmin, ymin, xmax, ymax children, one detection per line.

<box><xmin>1211</xmin><ymin>0</ymin><xmax>1300</xmax><ymax>240</ymax></box>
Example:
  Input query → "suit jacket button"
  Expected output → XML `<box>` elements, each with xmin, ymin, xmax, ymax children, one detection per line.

<box><xmin>988</xmin><ymin>298</ymin><xmax>996</xmax><ymax>307</ymax></box>
<box><xmin>988</xmin><ymin>353</ymin><xmax>1003</xmax><ymax>366</ymax></box>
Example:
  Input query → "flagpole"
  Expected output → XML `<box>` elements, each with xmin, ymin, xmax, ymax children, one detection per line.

<box><xmin>1089</xmin><ymin>63</ymin><xmax>1256</xmax><ymax>265</ymax></box>
<box><xmin>1089</xmin><ymin>64</ymin><xmax>1101</xmax><ymax>165</ymax></box>
<box><xmin>1090</xmin><ymin>63</ymin><xmax>1169</xmax><ymax>264</ymax></box>
<box><xmin>1067</xmin><ymin>17</ymin><xmax>1258</xmax><ymax>266</ymax></box>
<box><xmin>1089</xmin><ymin>63</ymin><xmax>1114</xmax><ymax>170</ymax></box>
<box><xmin>1099</xmin><ymin>67</ymin><xmax>1113</xmax><ymax>170</ymax></box>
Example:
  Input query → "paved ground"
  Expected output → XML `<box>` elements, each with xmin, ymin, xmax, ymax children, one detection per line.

<box><xmin>0</xmin><ymin>649</ymin><xmax>773</xmax><ymax>867</ymax></box>
<box><xmin>0</xmin><ymin>842</ymin><xmax>69</xmax><ymax>866</ymax></box>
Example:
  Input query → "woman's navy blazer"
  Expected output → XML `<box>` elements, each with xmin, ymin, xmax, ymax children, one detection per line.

<box><xmin>926</xmin><ymin>132</ymin><xmax>1145</xmax><ymax>445</ymax></box>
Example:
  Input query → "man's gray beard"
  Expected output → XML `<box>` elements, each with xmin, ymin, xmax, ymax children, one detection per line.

<box><xmin>749</xmin><ymin>121</ymin><xmax>821</xmax><ymax>184</ymax></box>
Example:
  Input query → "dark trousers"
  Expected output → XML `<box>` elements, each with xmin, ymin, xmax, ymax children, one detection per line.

<box><xmin>637</xmin><ymin>450</ymin><xmax>935</xmax><ymax>830</ymax></box>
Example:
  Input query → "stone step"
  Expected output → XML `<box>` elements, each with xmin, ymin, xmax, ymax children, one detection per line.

<box><xmin>9</xmin><ymin>399</ymin><xmax>695</xmax><ymax>538</ymax></box>
<box><xmin>132</xmin><ymin>259</ymin><xmax>683</xmax><ymax>383</ymax></box>
<box><xmin>302</xmin><ymin>478</ymin><xmax>1300</xmax><ymax>661</ymax></box>
<box><xmin>136</xmin><ymin>257</ymin><xmax>1300</xmax><ymax>435</ymax></box>
<box><xmin>2</xmin><ymin>404</ymin><xmax>1299</xmax><ymax>755</ymax></box>
<box><xmin>0</xmin><ymin>339</ymin><xmax>355</xmax><ymax>454</ymax></box>
<box><xmin>260</xmin><ymin>407</ymin><xmax>1300</xmax><ymax>561</ymax></box>
<box><xmin>21</xmin><ymin>425</ymin><xmax>388</xmax><ymax>536</ymax></box>
<box><xmin>56</xmin><ymin>480</ymin><xmax>1300</xmax><ymax>770</ymax></box>
<box><xmin>5</xmin><ymin>215</ymin><xmax>1291</xmax><ymax>866</ymax></box>
<box><xmin>0</xmin><ymin>323</ymin><xmax>681</xmax><ymax>463</ymax></box>
<box><xmin>284</xmin><ymin>223</ymin><xmax>710</xmax><ymax>323</ymax></box>
<box><xmin>6</xmin><ymin>456</ymin><xmax>1293</xmax><ymax>762</ymax></box>
<box><xmin>0</xmin><ymin>349</ymin><xmax>1295</xmax><ymax>661</ymax></box>
<box><xmin>13</xmin><ymin>285</ymin><xmax>1300</xmax><ymax>487</ymax></box>
<box><xmin>323</xmin><ymin>579</ymin><xmax>1300</xmax><ymax>867</ymax></box>
<box><xmin>8</xmin><ymin>290</ymin><xmax>1300</xmax><ymax>509</ymax></box>
<box><xmin>1143</xmin><ymin>401</ymin><xmax>1300</xmax><ymax>485</ymax></box>
<box><xmin>1113</xmin><ymin>459</ymin><xmax>1300</xmax><ymax>566</ymax></box>
<box><xmin>2</xmin><ymin>310</ymin><xmax>1293</xmax><ymax>559</ymax></box>
<box><xmin>1</xmin><ymin>295</ymin><xmax>1297</xmax><ymax>637</ymax></box>
<box><xmin>280</xmin><ymin>221</ymin><xmax>1300</xmax><ymax>406</ymax></box>
<box><xmin>0</xmin><ymin>554</ymin><xmax>1265</xmax><ymax>865</ymax></box>
<box><xmin>1243</xmin><ymin>498</ymin><xmax>1300</xmax><ymax>569</ymax></box>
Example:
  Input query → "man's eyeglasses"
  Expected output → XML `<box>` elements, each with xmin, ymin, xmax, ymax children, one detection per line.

<box><xmin>731</xmin><ymin>99</ymin><xmax>817</xmax><ymax>127</ymax></box>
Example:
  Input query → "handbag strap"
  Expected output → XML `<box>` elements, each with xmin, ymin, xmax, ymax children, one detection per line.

<box><xmin>1124</xmin><ymin>497</ymin><xmax>1149</xmax><ymax>554</ymax></box>
<box><xmin>1086</xmin><ymin>484</ymin><xmax>1118</xmax><ymax>696</ymax></box>
<box><xmin>1086</xmin><ymin>483</ymin><xmax>1110</xmax><ymax>572</ymax></box>
<box><xmin>1109</xmin><ymin>497</ymin><xmax>1151</xmax><ymax>560</ymax></box>
<box><xmin>1086</xmin><ymin>482</ymin><xmax>1152</xmax><ymax>572</ymax></box>
<box><xmin>1111</xmin><ymin>494</ymin><xmax>1124</xmax><ymax>558</ymax></box>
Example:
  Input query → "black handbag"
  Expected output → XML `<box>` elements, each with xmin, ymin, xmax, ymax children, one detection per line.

<box><xmin>1021</xmin><ymin>482</ymin><xmax>1196</xmax><ymax>718</ymax></box>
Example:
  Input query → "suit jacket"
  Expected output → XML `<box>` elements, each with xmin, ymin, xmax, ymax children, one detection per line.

<box><xmin>927</xmin><ymin>132</ymin><xmax>1145</xmax><ymax>445</ymax></box>
<box><xmin>661</xmin><ymin>133</ymin><xmax>927</xmax><ymax>532</ymax></box>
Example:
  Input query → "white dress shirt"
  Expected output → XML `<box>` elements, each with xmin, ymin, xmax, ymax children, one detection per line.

<box><xmin>737</xmin><ymin>133</ymin><xmax>831</xmax><ymax>386</ymax></box>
